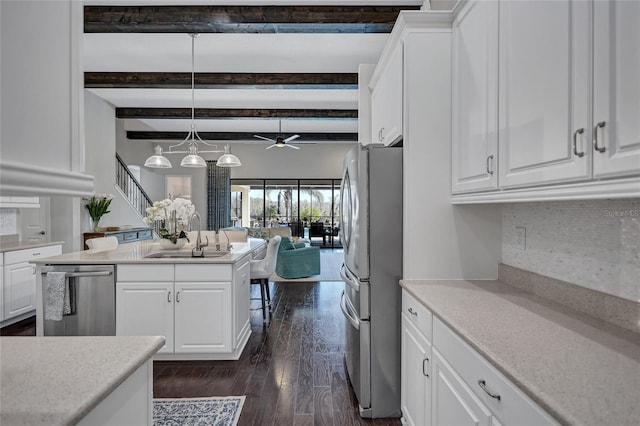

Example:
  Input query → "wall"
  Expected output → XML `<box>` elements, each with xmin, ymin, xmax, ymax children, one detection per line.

<box><xmin>115</xmin><ymin>121</ymin><xmax>354</xmax><ymax>220</ymax></box>
<box><xmin>502</xmin><ymin>199</ymin><xmax>640</xmax><ymax>302</ymax></box>
<box><xmin>84</xmin><ymin>92</ymin><xmax>147</xmax><ymax>232</ymax></box>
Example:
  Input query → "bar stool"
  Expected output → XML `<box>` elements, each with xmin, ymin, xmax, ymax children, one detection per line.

<box><xmin>250</xmin><ymin>236</ymin><xmax>281</xmax><ymax>321</ymax></box>
<box><xmin>85</xmin><ymin>236</ymin><xmax>119</xmax><ymax>250</ymax></box>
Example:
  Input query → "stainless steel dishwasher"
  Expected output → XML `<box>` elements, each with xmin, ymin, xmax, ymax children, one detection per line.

<box><xmin>41</xmin><ymin>264</ymin><xmax>115</xmax><ymax>336</ymax></box>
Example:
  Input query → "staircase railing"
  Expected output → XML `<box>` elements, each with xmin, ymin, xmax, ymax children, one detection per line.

<box><xmin>115</xmin><ymin>153</ymin><xmax>159</xmax><ymax>235</ymax></box>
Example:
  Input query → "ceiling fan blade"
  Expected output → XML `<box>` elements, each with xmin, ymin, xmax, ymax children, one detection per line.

<box><xmin>286</xmin><ymin>144</ymin><xmax>300</xmax><ymax>150</ymax></box>
<box><xmin>265</xmin><ymin>144</ymin><xmax>277</xmax><ymax>150</ymax></box>
<box><xmin>284</xmin><ymin>134</ymin><xmax>300</xmax><ymax>143</ymax></box>
<box><xmin>254</xmin><ymin>135</ymin><xmax>276</xmax><ymax>143</ymax></box>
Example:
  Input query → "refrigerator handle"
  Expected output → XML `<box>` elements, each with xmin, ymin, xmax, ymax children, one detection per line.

<box><xmin>340</xmin><ymin>263</ymin><xmax>360</xmax><ymax>292</ymax></box>
<box><xmin>340</xmin><ymin>291</ymin><xmax>360</xmax><ymax>330</ymax></box>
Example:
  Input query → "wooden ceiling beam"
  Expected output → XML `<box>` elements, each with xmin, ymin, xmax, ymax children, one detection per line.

<box><xmin>84</xmin><ymin>5</ymin><xmax>420</xmax><ymax>33</ymax></box>
<box><xmin>86</xmin><ymin>72</ymin><xmax>358</xmax><ymax>89</ymax></box>
<box><xmin>116</xmin><ymin>108</ymin><xmax>357</xmax><ymax>119</ymax></box>
<box><xmin>126</xmin><ymin>131</ymin><xmax>358</xmax><ymax>142</ymax></box>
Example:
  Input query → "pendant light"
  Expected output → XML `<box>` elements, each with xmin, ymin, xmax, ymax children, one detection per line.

<box><xmin>144</xmin><ymin>34</ymin><xmax>241</xmax><ymax>169</ymax></box>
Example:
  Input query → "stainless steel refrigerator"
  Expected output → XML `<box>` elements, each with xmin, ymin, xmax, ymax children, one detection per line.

<box><xmin>339</xmin><ymin>145</ymin><xmax>402</xmax><ymax>418</ymax></box>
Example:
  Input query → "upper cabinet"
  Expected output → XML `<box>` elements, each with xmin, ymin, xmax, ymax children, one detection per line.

<box><xmin>0</xmin><ymin>1</ymin><xmax>93</xmax><ymax>198</ymax></box>
<box><xmin>451</xmin><ymin>0</ymin><xmax>499</xmax><ymax>193</ymax></box>
<box><xmin>592</xmin><ymin>0</ymin><xmax>640</xmax><ymax>178</ymax></box>
<box><xmin>369</xmin><ymin>41</ymin><xmax>404</xmax><ymax>146</ymax></box>
<box><xmin>451</xmin><ymin>0</ymin><xmax>640</xmax><ymax>202</ymax></box>
<box><xmin>498</xmin><ymin>0</ymin><xmax>591</xmax><ymax>188</ymax></box>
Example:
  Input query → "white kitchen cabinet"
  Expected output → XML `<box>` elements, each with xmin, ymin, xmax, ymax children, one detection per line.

<box><xmin>498</xmin><ymin>0</ymin><xmax>591</xmax><ymax>188</ymax></box>
<box><xmin>3</xmin><ymin>262</ymin><xmax>37</xmax><ymax>320</ymax></box>
<box><xmin>432</xmin><ymin>349</ymin><xmax>492</xmax><ymax>426</ymax></box>
<box><xmin>116</xmin><ymin>281</ymin><xmax>174</xmax><ymax>354</ymax></box>
<box><xmin>592</xmin><ymin>0</ymin><xmax>640</xmax><ymax>178</ymax></box>
<box><xmin>233</xmin><ymin>257</ymin><xmax>250</xmax><ymax>348</ymax></box>
<box><xmin>370</xmin><ymin>41</ymin><xmax>403</xmax><ymax>146</ymax></box>
<box><xmin>2</xmin><ymin>244</ymin><xmax>62</xmax><ymax>324</ymax></box>
<box><xmin>174</xmin><ymin>281</ymin><xmax>232</xmax><ymax>353</ymax></box>
<box><xmin>401</xmin><ymin>314</ymin><xmax>432</xmax><ymax>426</ymax></box>
<box><xmin>451</xmin><ymin>0</ymin><xmax>499</xmax><ymax>193</ymax></box>
<box><xmin>116</xmin><ymin>259</ymin><xmax>250</xmax><ymax>359</ymax></box>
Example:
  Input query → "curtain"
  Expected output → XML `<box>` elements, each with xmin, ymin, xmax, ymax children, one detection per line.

<box><xmin>206</xmin><ymin>161</ymin><xmax>231</xmax><ymax>230</ymax></box>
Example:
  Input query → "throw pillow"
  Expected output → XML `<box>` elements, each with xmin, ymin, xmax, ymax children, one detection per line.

<box><xmin>279</xmin><ymin>236</ymin><xmax>296</xmax><ymax>251</ymax></box>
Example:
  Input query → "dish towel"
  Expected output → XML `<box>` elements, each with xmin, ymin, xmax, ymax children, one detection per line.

<box><xmin>44</xmin><ymin>272</ymin><xmax>71</xmax><ymax>321</ymax></box>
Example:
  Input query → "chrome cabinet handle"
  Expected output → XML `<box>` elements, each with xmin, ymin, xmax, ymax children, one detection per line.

<box><xmin>593</xmin><ymin>121</ymin><xmax>606</xmax><ymax>153</ymax></box>
<box><xmin>167</xmin><ymin>291</ymin><xmax>172</xmax><ymax>303</ymax></box>
<box><xmin>32</xmin><ymin>252</ymin><xmax>41</xmax><ymax>256</ymax></box>
<box><xmin>176</xmin><ymin>291</ymin><xmax>181</xmax><ymax>303</ymax></box>
<box><xmin>478</xmin><ymin>379</ymin><xmax>501</xmax><ymax>401</ymax></box>
<box><xmin>32</xmin><ymin>265</ymin><xmax>36</xmax><ymax>275</ymax></box>
<box><xmin>573</xmin><ymin>128</ymin><xmax>585</xmax><ymax>157</ymax></box>
<box><xmin>381</xmin><ymin>127</ymin><xmax>385</xmax><ymax>141</ymax></box>
<box><xmin>486</xmin><ymin>155</ymin><xmax>494</xmax><ymax>175</ymax></box>
<box><xmin>422</xmin><ymin>357</ymin><xmax>430</xmax><ymax>377</ymax></box>
<box><xmin>408</xmin><ymin>307</ymin><xmax>418</xmax><ymax>317</ymax></box>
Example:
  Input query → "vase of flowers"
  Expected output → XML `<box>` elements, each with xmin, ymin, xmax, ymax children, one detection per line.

<box><xmin>144</xmin><ymin>198</ymin><xmax>195</xmax><ymax>248</ymax></box>
<box><xmin>84</xmin><ymin>193</ymin><xmax>114</xmax><ymax>232</ymax></box>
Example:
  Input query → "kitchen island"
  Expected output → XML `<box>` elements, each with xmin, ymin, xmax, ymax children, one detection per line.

<box><xmin>32</xmin><ymin>238</ymin><xmax>266</xmax><ymax>360</ymax></box>
<box><xmin>0</xmin><ymin>335</ymin><xmax>164</xmax><ymax>426</ymax></box>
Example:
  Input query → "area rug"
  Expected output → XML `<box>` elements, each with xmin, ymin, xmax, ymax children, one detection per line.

<box><xmin>271</xmin><ymin>249</ymin><xmax>343</xmax><ymax>282</ymax></box>
<box><xmin>153</xmin><ymin>396</ymin><xmax>245</xmax><ymax>426</ymax></box>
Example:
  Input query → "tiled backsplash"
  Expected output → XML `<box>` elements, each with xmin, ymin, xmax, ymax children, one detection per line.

<box><xmin>502</xmin><ymin>199</ymin><xmax>639</xmax><ymax>302</ymax></box>
<box><xmin>0</xmin><ymin>209</ymin><xmax>18</xmax><ymax>235</ymax></box>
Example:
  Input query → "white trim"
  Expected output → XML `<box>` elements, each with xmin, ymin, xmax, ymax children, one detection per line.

<box><xmin>370</xmin><ymin>10</ymin><xmax>454</xmax><ymax>88</ymax></box>
<box><xmin>451</xmin><ymin>177</ymin><xmax>640</xmax><ymax>204</ymax></box>
<box><xmin>0</xmin><ymin>161</ymin><xmax>94</xmax><ymax>197</ymax></box>
<box><xmin>71</xmin><ymin>0</ymin><xmax>85</xmax><ymax>173</ymax></box>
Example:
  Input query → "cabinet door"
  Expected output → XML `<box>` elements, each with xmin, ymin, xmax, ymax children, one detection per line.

<box><xmin>451</xmin><ymin>0</ymin><xmax>499</xmax><ymax>193</ymax></box>
<box><xmin>0</xmin><ymin>266</ymin><xmax>3</xmax><ymax>321</ymax></box>
<box><xmin>592</xmin><ymin>0</ymin><xmax>640</xmax><ymax>178</ymax></box>
<box><xmin>432</xmin><ymin>349</ymin><xmax>492</xmax><ymax>426</ymax></box>
<box><xmin>3</xmin><ymin>262</ymin><xmax>36</xmax><ymax>320</ymax></box>
<box><xmin>498</xmin><ymin>0</ymin><xmax>591</xmax><ymax>188</ymax></box>
<box><xmin>401</xmin><ymin>314</ymin><xmax>431</xmax><ymax>426</ymax></box>
<box><xmin>174</xmin><ymin>282</ymin><xmax>232</xmax><ymax>353</ymax></box>
<box><xmin>116</xmin><ymin>282</ymin><xmax>174</xmax><ymax>353</ymax></box>
<box><xmin>234</xmin><ymin>258</ymin><xmax>250</xmax><ymax>347</ymax></box>
<box><xmin>371</xmin><ymin>42</ymin><xmax>403</xmax><ymax>146</ymax></box>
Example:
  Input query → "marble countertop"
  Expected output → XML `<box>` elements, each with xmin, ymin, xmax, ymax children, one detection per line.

<box><xmin>30</xmin><ymin>238</ymin><xmax>266</xmax><ymax>265</ymax></box>
<box><xmin>400</xmin><ymin>279</ymin><xmax>640</xmax><ymax>426</ymax></box>
<box><xmin>0</xmin><ymin>335</ymin><xmax>165</xmax><ymax>426</ymax></box>
<box><xmin>0</xmin><ymin>241</ymin><xmax>65</xmax><ymax>253</ymax></box>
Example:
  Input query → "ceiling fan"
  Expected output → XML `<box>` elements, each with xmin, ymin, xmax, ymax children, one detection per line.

<box><xmin>254</xmin><ymin>120</ymin><xmax>301</xmax><ymax>150</ymax></box>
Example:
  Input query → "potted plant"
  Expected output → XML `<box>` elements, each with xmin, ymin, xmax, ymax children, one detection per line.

<box><xmin>144</xmin><ymin>198</ymin><xmax>194</xmax><ymax>248</ymax></box>
<box><xmin>84</xmin><ymin>193</ymin><xmax>114</xmax><ymax>232</ymax></box>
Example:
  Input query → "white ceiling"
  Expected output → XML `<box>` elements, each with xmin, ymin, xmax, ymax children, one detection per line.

<box><xmin>82</xmin><ymin>1</ymin><xmax>423</xmax><ymax>144</ymax></box>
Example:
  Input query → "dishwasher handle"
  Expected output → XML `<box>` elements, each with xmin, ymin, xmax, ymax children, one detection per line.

<box><xmin>41</xmin><ymin>271</ymin><xmax>112</xmax><ymax>278</ymax></box>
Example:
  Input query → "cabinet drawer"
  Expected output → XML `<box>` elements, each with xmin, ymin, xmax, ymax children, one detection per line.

<box><xmin>137</xmin><ymin>230</ymin><xmax>152</xmax><ymax>240</ymax></box>
<box><xmin>402</xmin><ymin>289</ymin><xmax>433</xmax><ymax>342</ymax></box>
<box><xmin>5</xmin><ymin>245</ymin><xmax>62</xmax><ymax>265</ymax></box>
<box><xmin>122</xmin><ymin>232</ymin><xmax>138</xmax><ymax>242</ymax></box>
<box><xmin>118</xmin><ymin>264</ymin><xmax>174</xmax><ymax>282</ymax></box>
<box><xmin>433</xmin><ymin>317</ymin><xmax>557</xmax><ymax>425</ymax></box>
<box><xmin>175</xmin><ymin>264</ymin><xmax>232</xmax><ymax>282</ymax></box>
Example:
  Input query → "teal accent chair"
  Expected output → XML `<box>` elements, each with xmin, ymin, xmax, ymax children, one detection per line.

<box><xmin>275</xmin><ymin>236</ymin><xmax>321</xmax><ymax>279</ymax></box>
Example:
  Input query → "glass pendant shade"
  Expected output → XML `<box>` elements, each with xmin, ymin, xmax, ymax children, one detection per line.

<box><xmin>144</xmin><ymin>145</ymin><xmax>172</xmax><ymax>168</ymax></box>
<box><xmin>217</xmin><ymin>145</ymin><xmax>242</xmax><ymax>167</ymax></box>
<box><xmin>180</xmin><ymin>145</ymin><xmax>207</xmax><ymax>168</ymax></box>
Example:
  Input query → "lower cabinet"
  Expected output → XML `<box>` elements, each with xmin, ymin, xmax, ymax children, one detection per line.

<box><xmin>2</xmin><ymin>244</ymin><xmax>62</xmax><ymax>324</ymax></box>
<box><xmin>400</xmin><ymin>289</ymin><xmax>557</xmax><ymax>426</ymax></box>
<box><xmin>432</xmin><ymin>349</ymin><xmax>492</xmax><ymax>426</ymax></box>
<box><xmin>401</xmin><ymin>314</ymin><xmax>432</xmax><ymax>426</ymax></box>
<box><xmin>116</xmin><ymin>262</ymin><xmax>241</xmax><ymax>357</ymax></box>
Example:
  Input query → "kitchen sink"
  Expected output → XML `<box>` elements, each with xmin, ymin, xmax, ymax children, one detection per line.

<box><xmin>144</xmin><ymin>250</ymin><xmax>230</xmax><ymax>259</ymax></box>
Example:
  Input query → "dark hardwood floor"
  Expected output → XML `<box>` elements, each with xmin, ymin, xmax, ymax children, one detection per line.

<box><xmin>1</xmin><ymin>281</ymin><xmax>401</xmax><ymax>426</ymax></box>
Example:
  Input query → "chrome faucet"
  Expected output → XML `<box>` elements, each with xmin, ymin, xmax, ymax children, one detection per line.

<box><xmin>190</xmin><ymin>212</ymin><xmax>208</xmax><ymax>255</ymax></box>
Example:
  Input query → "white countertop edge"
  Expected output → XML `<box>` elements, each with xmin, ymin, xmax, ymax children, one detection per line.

<box><xmin>67</xmin><ymin>336</ymin><xmax>165</xmax><ymax>425</ymax></box>
<box><xmin>0</xmin><ymin>241</ymin><xmax>65</xmax><ymax>253</ymax></box>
